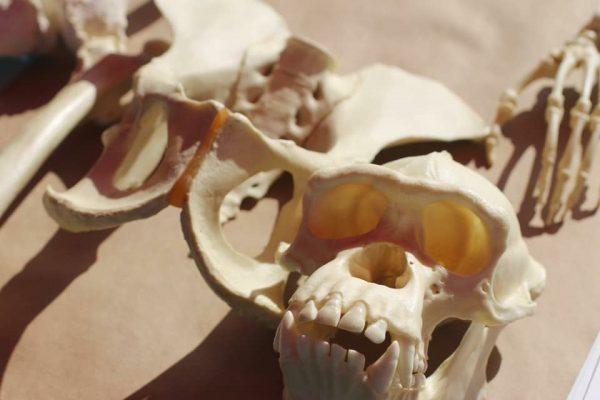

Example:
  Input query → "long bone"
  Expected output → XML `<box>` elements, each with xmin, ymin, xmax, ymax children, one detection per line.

<box><xmin>487</xmin><ymin>14</ymin><xmax>600</xmax><ymax>225</ymax></box>
<box><xmin>0</xmin><ymin>0</ymin><xmax>142</xmax><ymax>217</ymax></box>
<box><xmin>44</xmin><ymin>1</ymin><xmax>487</xmax><ymax>233</ymax></box>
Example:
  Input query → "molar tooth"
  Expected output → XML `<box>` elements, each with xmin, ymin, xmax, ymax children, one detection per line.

<box><xmin>346</xmin><ymin>349</ymin><xmax>366</xmax><ymax>373</ymax></box>
<box><xmin>338</xmin><ymin>302</ymin><xmax>367</xmax><ymax>333</ymax></box>
<box><xmin>298</xmin><ymin>300</ymin><xmax>318</xmax><ymax>322</ymax></box>
<box><xmin>397</xmin><ymin>338</ymin><xmax>415</xmax><ymax>388</ymax></box>
<box><xmin>316</xmin><ymin>295</ymin><xmax>342</xmax><ymax>327</ymax></box>
<box><xmin>279</xmin><ymin>311</ymin><xmax>298</xmax><ymax>360</ymax></box>
<box><xmin>366</xmin><ymin>341</ymin><xmax>400</xmax><ymax>394</ymax></box>
<box><xmin>364</xmin><ymin>319</ymin><xmax>388</xmax><ymax>344</ymax></box>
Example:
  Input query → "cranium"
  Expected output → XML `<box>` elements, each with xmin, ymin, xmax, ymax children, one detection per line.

<box><xmin>273</xmin><ymin>153</ymin><xmax>546</xmax><ymax>399</ymax></box>
<box><xmin>487</xmin><ymin>9</ymin><xmax>600</xmax><ymax>225</ymax></box>
<box><xmin>42</xmin><ymin>1</ymin><xmax>488</xmax><ymax>232</ymax></box>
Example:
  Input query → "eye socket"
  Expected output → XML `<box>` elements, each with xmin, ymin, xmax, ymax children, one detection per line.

<box><xmin>420</xmin><ymin>201</ymin><xmax>492</xmax><ymax>276</ymax></box>
<box><xmin>307</xmin><ymin>183</ymin><xmax>389</xmax><ymax>240</ymax></box>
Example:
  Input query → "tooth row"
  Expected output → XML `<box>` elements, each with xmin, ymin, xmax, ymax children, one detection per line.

<box><xmin>275</xmin><ymin>311</ymin><xmax>402</xmax><ymax>395</ymax></box>
<box><xmin>298</xmin><ymin>296</ymin><xmax>389</xmax><ymax>345</ymax></box>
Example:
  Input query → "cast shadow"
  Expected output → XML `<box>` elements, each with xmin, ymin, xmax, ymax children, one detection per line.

<box><xmin>0</xmin><ymin>118</ymin><xmax>105</xmax><ymax>228</ymax></box>
<box><xmin>373</xmin><ymin>138</ymin><xmax>488</xmax><ymax>168</ymax></box>
<box><xmin>125</xmin><ymin>311</ymin><xmax>283</xmax><ymax>400</ymax></box>
<box><xmin>496</xmin><ymin>87</ymin><xmax>598</xmax><ymax>237</ymax></box>
<box><xmin>126</xmin><ymin>0</ymin><xmax>162</xmax><ymax>37</ymax></box>
<box><xmin>0</xmin><ymin>227</ymin><xmax>114</xmax><ymax>386</ymax></box>
<box><xmin>426</xmin><ymin>319</ymin><xmax>502</xmax><ymax>382</ymax></box>
<box><xmin>0</xmin><ymin>45</ymin><xmax>74</xmax><ymax>116</ymax></box>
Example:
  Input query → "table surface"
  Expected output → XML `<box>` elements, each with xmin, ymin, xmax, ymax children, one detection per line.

<box><xmin>1</xmin><ymin>1</ymin><xmax>600</xmax><ymax>399</ymax></box>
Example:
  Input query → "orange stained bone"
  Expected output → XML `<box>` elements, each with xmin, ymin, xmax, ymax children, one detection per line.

<box><xmin>168</xmin><ymin>107</ymin><xmax>230</xmax><ymax>207</ymax></box>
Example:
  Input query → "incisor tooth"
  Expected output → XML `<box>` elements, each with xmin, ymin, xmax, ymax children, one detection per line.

<box><xmin>364</xmin><ymin>319</ymin><xmax>388</xmax><ymax>344</ymax></box>
<box><xmin>298</xmin><ymin>300</ymin><xmax>318</xmax><ymax>322</ymax></box>
<box><xmin>338</xmin><ymin>302</ymin><xmax>367</xmax><ymax>333</ymax></box>
<box><xmin>317</xmin><ymin>295</ymin><xmax>342</xmax><ymax>327</ymax></box>
<box><xmin>297</xmin><ymin>334</ymin><xmax>312</xmax><ymax>363</ymax></box>
<box><xmin>280</xmin><ymin>311</ymin><xmax>298</xmax><ymax>360</ymax></box>
<box><xmin>397</xmin><ymin>337</ymin><xmax>415</xmax><ymax>388</ymax></box>
<box><xmin>330</xmin><ymin>343</ymin><xmax>347</xmax><ymax>365</ymax></box>
<box><xmin>347</xmin><ymin>349</ymin><xmax>366</xmax><ymax>373</ymax></box>
<box><xmin>367</xmin><ymin>341</ymin><xmax>400</xmax><ymax>394</ymax></box>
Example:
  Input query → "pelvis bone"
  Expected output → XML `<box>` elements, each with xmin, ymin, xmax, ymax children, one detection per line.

<box><xmin>274</xmin><ymin>153</ymin><xmax>546</xmax><ymax>400</ymax></box>
<box><xmin>44</xmin><ymin>1</ymin><xmax>486</xmax><ymax>232</ymax></box>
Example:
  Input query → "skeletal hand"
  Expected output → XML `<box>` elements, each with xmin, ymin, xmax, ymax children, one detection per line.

<box><xmin>487</xmin><ymin>27</ymin><xmax>600</xmax><ymax>225</ymax></box>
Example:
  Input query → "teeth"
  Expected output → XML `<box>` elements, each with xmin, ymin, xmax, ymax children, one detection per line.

<box><xmin>364</xmin><ymin>319</ymin><xmax>388</xmax><ymax>344</ymax></box>
<box><xmin>338</xmin><ymin>302</ymin><xmax>367</xmax><ymax>333</ymax></box>
<box><xmin>298</xmin><ymin>300</ymin><xmax>318</xmax><ymax>322</ymax></box>
<box><xmin>297</xmin><ymin>334</ymin><xmax>312</xmax><ymax>363</ymax></box>
<box><xmin>366</xmin><ymin>341</ymin><xmax>400</xmax><ymax>394</ymax></box>
<box><xmin>279</xmin><ymin>311</ymin><xmax>298</xmax><ymax>360</ymax></box>
<box><xmin>397</xmin><ymin>337</ymin><xmax>415</xmax><ymax>388</ymax></box>
<box><xmin>315</xmin><ymin>340</ymin><xmax>330</xmax><ymax>361</ymax></box>
<box><xmin>316</xmin><ymin>295</ymin><xmax>342</xmax><ymax>327</ymax></box>
<box><xmin>414</xmin><ymin>372</ymin><xmax>426</xmax><ymax>388</ymax></box>
<box><xmin>330</xmin><ymin>343</ymin><xmax>347</xmax><ymax>365</ymax></box>
<box><xmin>346</xmin><ymin>349</ymin><xmax>366</xmax><ymax>373</ymax></box>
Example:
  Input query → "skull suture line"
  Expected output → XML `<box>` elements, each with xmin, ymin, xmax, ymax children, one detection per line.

<box><xmin>274</xmin><ymin>153</ymin><xmax>546</xmax><ymax>400</ymax></box>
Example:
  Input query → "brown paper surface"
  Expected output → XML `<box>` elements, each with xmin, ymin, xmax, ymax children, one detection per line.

<box><xmin>1</xmin><ymin>1</ymin><xmax>600</xmax><ymax>399</ymax></box>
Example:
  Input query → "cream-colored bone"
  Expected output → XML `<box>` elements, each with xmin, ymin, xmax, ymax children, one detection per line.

<box><xmin>0</xmin><ymin>0</ymin><xmax>127</xmax><ymax>65</ymax></box>
<box><xmin>275</xmin><ymin>153</ymin><xmax>545</xmax><ymax>400</ymax></box>
<box><xmin>44</xmin><ymin>1</ymin><xmax>487</xmax><ymax>232</ymax></box>
<box><xmin>0</xmin><ymin>81</ymin><xmax>97</xmax><ymax>215</ymax></box>
<box><xmin>44</xmin><ymin>0</ymin><xmax>291</xmax><ymax>230</ymax></box>
<box><xmin>488</xmin><ymin>26</ymin><xmax>600</xmax><ymax>225</ymax></box>
<box><xmin>181</xmin><ymin>83</ymin><xmax>486</xmax><ymax>324</ymax></box>
<box><xmin>0</xmin><ymin>0</ymin><xmax>130</xmax><ymax>218</ymax></box>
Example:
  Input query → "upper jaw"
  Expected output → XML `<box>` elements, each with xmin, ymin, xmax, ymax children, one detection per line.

<box><xmin>274</xmin><ymin>306</ymin><xmax>427</xmax><ymax>399</ymax></box>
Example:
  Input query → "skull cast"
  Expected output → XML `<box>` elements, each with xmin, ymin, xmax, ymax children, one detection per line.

<box><xmin>180</xmin><ymin>91</ymin><xmax>485</xmax><ymax>325</ymax></box>
<box><xmin>487</xmin><ymin>10</ymin><xmax>600</xmax><ymax>225</ymax></box>
<box><xmin>275</xmin><ymin>153</ymin><xmax>546</xmax><ymax>400</ymax></box>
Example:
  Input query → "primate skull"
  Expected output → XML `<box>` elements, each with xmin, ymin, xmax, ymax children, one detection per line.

<box><xmin>275</xmin><ymin>153</ymin><xmax>546</xmax><ymax>400</ymax></box>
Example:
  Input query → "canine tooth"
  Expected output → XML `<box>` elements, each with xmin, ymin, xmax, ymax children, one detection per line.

<box><xmin>298</xmin><ymin>300</ymin><xmax>318</xmax><ymax>322</ymax></box>
<box><xmin>338</xmin><ymin>302</ymin><xmax>367</xmax><ymax>333</ymax></box>
<box><xmin>397</xmin><ymin>338</ymin><xmax>415</xmax><ymax>388</ymax></box>
<box><xmin>280</xmin><ymin>311</ymin><xmax>298</xmax><ymax>360</ymax></box>
<box><xmin>364</xmin><ymin>319</ymin><xmax>388</xmax><ymax>344</ymax></box>
<box><xmin>366</xmin><ymin>341</ymin><xmax>400</xmax><ymax>394</ymax></box>
<box><xmin>317</xmin><ymin>295</ymin><xmax>342</xmax><ymax>327</ymax></box>
<box><xmin>347</xmin><ymin>349</ymin><xmax>366</xmax><ymax>373</ymax></box>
